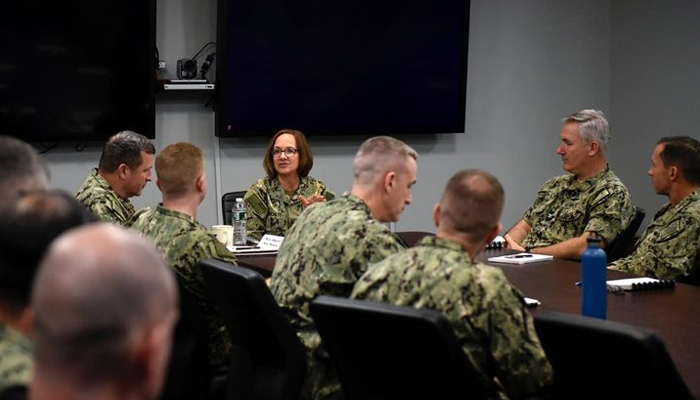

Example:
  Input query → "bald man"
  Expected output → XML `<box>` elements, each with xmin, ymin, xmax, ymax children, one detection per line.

<box><xmin>353</xmin><ymin>170</ymin><xmax>553</xmax><ymax>399</ymax></box>
<box><xmin>31</xmin><ymin>224</ymin><xmax>178</xmax><ymax>400</ymax></box>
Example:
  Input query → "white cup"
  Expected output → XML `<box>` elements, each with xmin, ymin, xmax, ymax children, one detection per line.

<box><xmin>211</xmin><ymin>225</ymin><xmax>233</xmax><ymax>247</ymax></box>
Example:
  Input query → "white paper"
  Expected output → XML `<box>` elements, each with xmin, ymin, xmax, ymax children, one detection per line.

<box><xmin>487</xmin><ymin>252</ymin><xmax>554</xmax><ymax>264</ymax></box>
<box><xmin>228</xmin><ymin>234</ymin><xmax>283</xmax><ymax>254</ymax></box>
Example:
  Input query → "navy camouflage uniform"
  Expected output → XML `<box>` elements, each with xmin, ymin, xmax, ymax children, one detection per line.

<box><xmin>610</xmin><ymin>188</ymin><xmax>700</xmax><ymax>282</ymax></box>
<box><xmin>352</xmin><ymin>236</ymin><xmax>553</xmax><ymax>400</ymax></box>
<box><xmin>522</xmin><ymin>166</ymin><xmax>635</xmax><ymax>250</ymax></box>
<box><xmin>0</xmin><ymin>324</ymin><xmax>31</xmax><ymax>395</ymax></box>
<box><xmin>128</xmin><ymin>205</ymin><xmax>236</xmax><ymax>370</ymax></box>
<box><xmin>271</xmin><ymin>193</ymin><xmax>404</xmax><ymax>400</ymax></box>
<box><xmin>244</xmin><ymin>176</ymin><xmax>335</xmax><ymax>241</ymax></box>
<box><xmin>76</xmin><ymin>168</ymin><xmax>135</xmax><ymax>225</ymax></box>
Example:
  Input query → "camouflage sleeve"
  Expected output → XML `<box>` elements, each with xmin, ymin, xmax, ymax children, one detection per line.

<box><xmin>0</xmin><ymin>330</ymin><xmax>32</xmax><ymax>393</ymax></box>
<box><xmin>522</xmin><ymin>178</ymin><xmax>556</xmax><ymax>226</ymax></box>
<box><xmin>304</xmin><ymin>176</ymin><xmax>335</xmax><ymax>201</ymax></box>
<box><xmin>209</xmin><ymin>238</ymin><xmax>238</xmax><ymax>265</ymax></box>
<box><xmin>85</xmin><ymin>202</ymin><xmax>127</xmax><ymax>225</ymax></box>
<box><xmin>584</xmin><ymin>185</ymin><xmax>634</xmax><ymax>245</ymax></box>
<box><xmin>319</xmin><ymin>227</ymin><xmax>403</xmax><ymax>299</ymax></box>
<box><xmin>318</xmin><ymin>182</ymin><xmax>336</xmax><ymax>201</ymax></box>
<box><xmin>609</xmin><ymin>216</ymin><xmax>700</xmax><ymax>280</ymax></box>
<box><xmin>0</xmin><ymin>358</ymin><xmax>30</xmax><ymax>394</ymax></box>
<box><xmin>244</xmin><ymin>182</ymin><xmax>268</xmax><ymax>241</ymax></box>
<box><xmin>485</xmin><ymin>274</ymin><xmax>553</xmax><ymax>398</ymax></box>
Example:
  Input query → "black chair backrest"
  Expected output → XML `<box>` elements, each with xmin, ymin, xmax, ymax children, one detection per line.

<box><xmin>534</xmin><ymin>311</ymin><xmax>693</xmax><ymax>400</ymax></box>
<box><xmin>394</xmin><ymin>231</ymin><xmax>433</xmax><ymax>248</ymax></box>
<box><xmin>309</xmin><ymin>296</ymin><xmax>493</xmax><ymax>400</ymax></box>
<box><xmin>161</xmin><ymin>281</ymin><xmax>212</xmax><ymax>400</ymax></box>
<box><xmin>606</xmin><ymin>206</ymin><xmax>645</xmax><ymax>262</ymax></box>
<box><xmin>222</xmin><ymin>191</ymin><xmax>247</xmax><ymax>225</ymax></box>
<box><xmin>200</xmin><ymin>259</ymin><xmax>306</xmax><ymax>400</ymax></box>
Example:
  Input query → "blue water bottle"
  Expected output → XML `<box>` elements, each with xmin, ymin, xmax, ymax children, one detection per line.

<box><xmin>581</xmin><ymin>233</ymin><xmax>607</xmax><ymax>319</ymax></box>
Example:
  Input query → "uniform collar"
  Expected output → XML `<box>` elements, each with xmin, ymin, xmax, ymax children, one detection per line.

<box><xmin>564</xmin><ymin>164</ymin><xmax>611</xmax><ymax>191</ymax></box>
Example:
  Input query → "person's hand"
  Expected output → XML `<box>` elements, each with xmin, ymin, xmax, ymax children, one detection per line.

<box><xmin>300</xmin><ymin>194</ymin><xmax>326</xmax><ymax>208</ymax></box>
<box><xmin>504</xmin><ymin>233</ymin><xmax>526</xmax><ymax>252</ymax></box>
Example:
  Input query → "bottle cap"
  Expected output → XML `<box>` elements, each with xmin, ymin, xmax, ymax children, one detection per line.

<box><xmin>587</xmin><ymin>232</ymin><xmax>602</xmax><ymax>244</ymax></box>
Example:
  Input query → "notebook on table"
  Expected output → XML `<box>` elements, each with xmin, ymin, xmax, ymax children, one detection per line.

<box><xmin>488</xmin><ymin>253</ymin><xmax>554</xmax><ymax>264</ymax></box>
<box><xmin>606</xmin><ymin>277</ymin><xmax>675</xmax><ymax>291</ymax></box>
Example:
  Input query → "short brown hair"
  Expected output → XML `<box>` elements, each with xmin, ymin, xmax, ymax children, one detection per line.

<box><xmin>440</xmin><ymin>169</ymin><xmax>504</xmax><ymax>243</ymax></box>
<box><xmin>98</xmin><ymin>130</ymin><xmax>155</xmax><ymax>173</ymax></box>
<box><xmin>0</xmin><ymin>135</ymin><xmax>50</xmax><ymax>213</ymax></box>
<box><xmin>156</xmin><ymin>142</ymin><xmax>204</xmax><ymax>197</ymax></box>
<box><xmin>658</xmin><ymin>136</ymin><xmax>700</xmax><ymax>185</ymax></box>
<box><xmin>263</xmin><ymin>129</ymin><xmax>314</xmax><ymax>179</ymax></box>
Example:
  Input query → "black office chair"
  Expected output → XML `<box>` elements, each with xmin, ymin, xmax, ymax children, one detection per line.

<box><xmin>606</xmin><ymin>206</ymin><xmax>645</xmax><ymax>262</ymax></box>
<box><xmin>200</xmin><ymin>259</ymin><xmax>306</xmax><ymax>400</ymax></box>
<box><xmin>0</xmin><ymin>387</ymin><xmax>27</xmax><ymax>400</ymax></box>
<box><xmin>161</xmin><ymin>281</ymin><xmax>225</xmax><ymax>400</ymax></box>
<box><xmin>394</xmin><ymin>231</ymin><xmax>433</xmax><ymax>247</ymax></box>
<box><xmin>222</xmin><ymin>191</ymin><xmax>247</xmax><ymax>225</ymax></box>
<box><xmin>534</xmin><ymin>311</ymin><xmax>693</xmax><ymax>400</ymax></box>
<box><xmin>309</xmin><ymin>296</ymin><xmax>495</xmax><ymax>400</ymax></box>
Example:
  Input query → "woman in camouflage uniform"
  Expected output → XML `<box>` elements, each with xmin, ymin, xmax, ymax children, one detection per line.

<box><xmin>244</xmin><ymin>129</ymin><xmax>335</xmax><ymax>241</ymax></box>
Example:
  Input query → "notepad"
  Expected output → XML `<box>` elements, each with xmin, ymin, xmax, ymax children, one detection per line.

<box><xmin>487</xmin><ymin>253</ymin><xmax>554</xmax><ymax>264</ymax></box>
<box><xmin>606</xmin><ymin>277</ymin><xmax>675</xmax><ymax>291</ymax></box>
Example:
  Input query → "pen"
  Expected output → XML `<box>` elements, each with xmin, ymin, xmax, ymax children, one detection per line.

<box><xmin>505</xmin><ymin>254</ymin><xmax>533</xmax><ymax>259</ymax></box>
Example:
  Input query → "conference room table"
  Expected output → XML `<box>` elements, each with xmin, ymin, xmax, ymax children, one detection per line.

<box><xmin>236</xmin><ymin>246</ymin><xmax>700</xmax><ymax>396</ymax></box>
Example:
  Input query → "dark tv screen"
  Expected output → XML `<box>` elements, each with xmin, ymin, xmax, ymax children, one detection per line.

<box><xmin>216</xmin><ymin>0</ymin><xmax>469</xmax><ymax>136</ymax></box>
<box><xmin>0</xmin><ymin>0</ymin><xmax>156</xmax><ymax>142</ymax></box>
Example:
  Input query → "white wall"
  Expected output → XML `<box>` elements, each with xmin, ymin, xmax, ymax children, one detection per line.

<box><xmin>44</xmin><ymin>0</ymin><xmax>697</xmax><ymax>234</ymax></box>
<box><xmin>218</xmin><ymin>0</ymin><xmax>612</xmax><ymax>232</ymax></box>
<box><xmin>42</xmin><ymin>0</ymin><xmax>221</xmax><ymax>226</ymax></box>
<box><xmin>610</xmin><ymin>0</ymin><xmax>700</xmax><ymax>227</ymax></box>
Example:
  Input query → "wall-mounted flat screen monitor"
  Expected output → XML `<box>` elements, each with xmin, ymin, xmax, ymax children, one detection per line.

<box><xmin>216</xmin><ymin>0</ymin><xmax>469</xmax><ymax>136</ymax></box>
<box><xmin>0</xmin><ymin>0</ymin><xmax>156</xmax><ymax>142</ymax></box>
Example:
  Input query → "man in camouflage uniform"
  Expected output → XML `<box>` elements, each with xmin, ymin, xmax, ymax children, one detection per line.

<box><xmin>610</xmin><ymin>136</ymin><xmax>700</xmax><ymax>283</ymax></box>
<box><xmin>0</xmin><ymin>191</ymin><xmax>87</xmax><ymax>398</ymax></box>
<box><xmin>0</xmin><ymin>136</ymin><xmax>50</xmax><ymax>399</ymax></box>
<box><xmin>129</xmin><ymin>142</ymin><xmax>236</xmax><ymax>371</ymax></box>
<box><xmin>271</xmin><ymin>136</ymin><xmax>418</xmax><ymax>400</ymax></box>
<box><xmin>352</xmin><ymin>170</ymin><xmax>553</xmax><ymax>400</ymax></box>
<box><xmin>31</xmin><ymin>224</ymin><xmax>177</xmax><ymax>400</ymax></box>
<box><xmin>76</xmin><ymin>130</ymin><xmax>155</xmax><ymax>224</ymax></box>
<box><xmin>0</xmin><ymin>135</ymin><xmax>49</xmax><ymax>215</ymax></box>
<box><xmin>505</xmin><ymin>110</ymin><xmax>635</xmax><ymax>260</ymax></box>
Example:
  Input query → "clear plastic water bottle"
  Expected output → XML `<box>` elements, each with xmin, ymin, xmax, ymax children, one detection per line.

<box><xmin>581</xmin><ymin>233</ymin><xmax>607</xmax><ymax>319</ymax></box>
<box><xmin>233</xmin><ymin>198</ymin><xmax>247</xmax><ymax>246</ymax></box>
